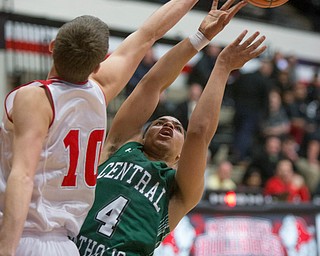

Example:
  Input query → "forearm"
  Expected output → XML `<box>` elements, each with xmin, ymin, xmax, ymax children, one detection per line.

<box><xmin>175</xmin><ymin>64</ymin><xmax>231</xmax><ymax>212</ymax></box>
<box><xmin>0</xmin><ymin>172</ymin><xmax>33</xmax><ymax>253</ymax></box>
<box><xmin>140</xmin><ymin>0</ymin><xmax>198</xmax><ymax>41</ymax></box>
<box><xmin>141</xmin><ymin>38</ymin><xmax>198</xmax><ymax>93</ymax></box>
<box><xmin>188</xmin><ymin>63</ymin><xmax>231</xmax><ymax>143</ymax></box>
<box><xmin>131</xmin><ymin>39</ymin><xmax>198</xmax><ymax>126</ymax></box>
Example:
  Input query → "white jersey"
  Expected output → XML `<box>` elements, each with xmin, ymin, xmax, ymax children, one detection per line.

<box><xmin>0</xmin><ymin>78</ymin><xmax>106</xmax><ymax>237</ymax></box>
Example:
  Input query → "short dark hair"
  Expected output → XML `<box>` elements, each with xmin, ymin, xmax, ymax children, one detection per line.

<box><xmin>53</xmin><ymin>15</ymin><xmax>109</xmax><ymax>83</ymax></box>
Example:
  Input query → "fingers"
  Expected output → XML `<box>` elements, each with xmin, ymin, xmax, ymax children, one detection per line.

<box><xmin>238</xmin><ymin>31</ymin><xmax>267</xmax><ymax>58</ymax></box>
<box><xmin>211</xmin><ymin>0</ymin><xmax>219</xmax><ymax>10</ymax></box>
<box><xmin>249</xmin><ymin>34</ymin><xmax>266</xmax><ymax>49</ymax></box>
<box><xmin>232</xmin><ymin>30</ymin><xmax>248</xmax><ymax>46</ymax></box>
<box><xmin>228</xmin><ymin>1</ymin><xmax>248</xmax><ymax>15</ymax></box>
<box><xmin>220</xmin><ymin>0</ymin><xmax>236</xmax><ymax>11</ymax></box>
<box><xmin>224</xmin><ymin>1</ymin><xmax>248</xmax><ymax>23</ymax></box>
<box><xmin>248</xmin><ymin>36</ymin><xmax>267</xmax><ymax>57</ymax></box>
<box><xmin>251</xmin><ymin>44</ymin><xmax>267</xmax><ymax>58</ymax></box>
<box><xmin>240</xmin><ymin>31</ymin><xmax>261</xmax><ymax>48</ymax></box>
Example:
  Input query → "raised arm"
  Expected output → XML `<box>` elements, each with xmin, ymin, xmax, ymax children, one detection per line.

<box><xmin>103</xmin><ymin>0</ymin><xmax>247</xmax><ymax>159</ymax></box>
<box><xmin>90</xmin><ymin>0</ymin><xmax>199</xmax><ymax>104</ymax></box>
<box><xmin>169</xmin><ymin>30</ymin><xmax>267</xmax><ymax>227</ymax></box>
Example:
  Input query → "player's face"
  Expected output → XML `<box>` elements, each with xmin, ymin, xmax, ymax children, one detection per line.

<box><xmin>144</xmin><ymin>116</ymin><xmax>185</xmax><ymax>157</ymax></box>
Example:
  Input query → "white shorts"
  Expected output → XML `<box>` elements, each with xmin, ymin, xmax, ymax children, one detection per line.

<box><xmin>16</xmin><ymin>230</ymin><xmax>79</xmax><ymax>256</ymax></box>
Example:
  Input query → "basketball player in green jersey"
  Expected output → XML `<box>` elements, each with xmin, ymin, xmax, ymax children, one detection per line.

<box><xmin>75</xmin><ymin>0</ymin><xmax>267</xmax><ymax>255</ymax></box>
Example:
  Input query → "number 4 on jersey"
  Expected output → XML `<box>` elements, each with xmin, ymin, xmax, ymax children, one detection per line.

<box><xmin>95</xmin><ymin>196</ymin><xmax>129</xmax><ymax>237</ymax></box>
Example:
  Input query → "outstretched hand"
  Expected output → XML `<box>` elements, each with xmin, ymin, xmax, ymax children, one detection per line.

<box><xmin>217</xmin><ymin>30</ymin><xmax>267</xmax><ymax>71</ymax></box>
<box><xmin>199</xmin><ymin>0</ymin><xmax>247</xmax><ymax>41</ymax></box>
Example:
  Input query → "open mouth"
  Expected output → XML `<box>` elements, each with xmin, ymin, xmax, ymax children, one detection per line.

<box><xmin>159</xmin><ymin>127</ymin><xmax>173</xmax><ymax>138</ymax></box>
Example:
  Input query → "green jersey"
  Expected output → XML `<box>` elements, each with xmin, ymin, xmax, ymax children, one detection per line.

<box><xmin>75</xmin><ymin>142</ymin><xmax>176</xmax><ymax>256</ymax></box>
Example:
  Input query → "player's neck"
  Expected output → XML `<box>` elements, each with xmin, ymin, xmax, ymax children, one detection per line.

<box><xmin>143</xmin><ymin>150</ymin><xmax>175</xmax><ymax>168</ymax></box>
<box><xmin>47</xmin><ymin>66</ymin><xmax>58</xmax><ymax>79</ymax></box>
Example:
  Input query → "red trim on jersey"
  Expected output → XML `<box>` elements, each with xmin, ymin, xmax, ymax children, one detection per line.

<box><xmin>5</xmin><ymin>80</ymin><xmax>56</xmax><ymax>126</ymax></box>
<box><xmin>48</xmin><ymin>77</ymin><xmax>88</xmax><ymax>85</ymax></box>
<box><xmin>35</xmin><ymin>79</ymin><xmax>56</xmax><ymax>128</ymax></box>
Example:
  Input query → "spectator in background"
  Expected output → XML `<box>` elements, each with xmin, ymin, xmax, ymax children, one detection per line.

<box><xmin>302</xmin><ymin>139</ymin><xmax>320</xmax><ymax>194</ymax></box>
<box><xmin>286</xmin><ymin>54</ymin><xmax>298</xmax><ymax>85</ymax></box>
<box><xmin>281</xmin><ymin>135</ymin><xmax>320</xmax><ymax>195</ymax></box>
<box><xmin>230</xmin><ymin>58</ymin><xmax>273</xmax><ymax>163</ymax></box>
<box><xmin>301</xmin><ymin>86</ymin><xmax>320</xmax><ymax>160</ymax></box>
<box><xmin>187</xmin><ymin>43</ymin><xmax>222</xmax><ymax>87</ymax></box>
<box><xmin>245</xmin><ymin>135</ymin><xmax>282</xmax><ymax>186</ymax></box>
<box><xmin>150</xmin><ymin>90</ymin><xmax>176</xmax><ymax>121</ymax></box>
<box><xmin>314</xmin><ymin>180</ymin><xmax>320</xmax><ymax>198</ymax></box>
<box><xmin>280</xmin><ymin>135</ymin><xmax>301</xmax><ymax>165</ymax></box>
<box><xmin>239</xmin><ymin>166</ymin><xmax>263</xmax><ymax>193</ymax></box>
<box><xmin>306</xmin><ymin>69</ymin><xmax>320</xmax><ymax>103</ymax></box>
<box><xmin>274</xmin><ymin>70</ymin><xmax>293</xmax><ymax>98</ymax></box>
<box><xmin>206</xmin><ymin>160</ymin><xmax>237</xmax><ymax>191</ymax></box>
<box><xmin>282</xmin><ymin>87</ymin><xmax>295</xmax><ymax>113</ymax></box>
<box><xmin>271</xmin><ymin>51</ymin><xmax>288</xmax><ymax>81</ymax></box>
<box><xmin>285</xmin><ymin>81</ymin><xmax>309</xmax><ymax>146</ymax></box>
<box><xmin>264</xmin><ymin>159</ymin><xmax>311</xmax><ymax>202</ymax></box>
<box><xmin>260</xmin><ymin>88</ymin><xmax>291</xmax><ymax>140</ymax></box>
<box><xmin>172</xmin><ymin>82</ymin><xmax>203</xmax><ymax>130</ymax></box>
<box><xmin>125</xmin><ymin>47</ymin><xmax>157</xmax><ymax>96</ymax></box>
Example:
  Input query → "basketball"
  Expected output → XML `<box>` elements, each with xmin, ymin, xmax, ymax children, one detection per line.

<box><xmin>247</xmin><ymin>0</ymin><xmax>289</xmax><ymax>8</ymax></box>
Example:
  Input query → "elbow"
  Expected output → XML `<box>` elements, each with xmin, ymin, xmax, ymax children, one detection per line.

<box><xmin>180</xmin><ymin>185</ymin><xmax>204</xmax><ymax>212</ymax></box>
<box><xmin>8</xmin><ymin>171</ymin><xmax>35</xmax><ymax>191</ymax></box>
<box><xmin>22</xmin><ymin>175</ymin><xmax>34</xmax><ymax>189</ymax></box>
<box><xmin>187</xmin><ymin>120</ymin><xmax>217</xmax><ymax>144</ymax></box>
<box><xmin>18</xmin><ymin>172</ymin><xmax>34</xmax><ymax>186</ymax></box>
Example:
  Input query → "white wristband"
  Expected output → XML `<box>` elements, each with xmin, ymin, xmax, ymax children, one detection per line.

<box><xmin>188</xmin><ymin>30</ymin><xmax>210</xmax><ymax>51</ymax></box>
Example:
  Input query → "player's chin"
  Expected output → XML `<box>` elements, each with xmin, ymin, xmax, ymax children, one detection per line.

<box><xmin>158</xmin><ymin>134</ymin><xmax>173</xmax><ymax>140</ymax></box>
<box><xmin>154</xmin><ymin>137</ymin><xmax>173</xmax><ymax>149</ymax></box>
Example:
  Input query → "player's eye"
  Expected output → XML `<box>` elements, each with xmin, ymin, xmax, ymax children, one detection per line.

<box><xmin>175</xmin><ymin>126</ymin><xmax>183</xmax><ymax>132</ymax></box>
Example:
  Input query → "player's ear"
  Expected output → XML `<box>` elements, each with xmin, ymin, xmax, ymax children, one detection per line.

<box><xmin>49</xmin><ymin>39</ymin><xmax>55</xmax><ymax>53</ymax></box>
<box><xmin>174</xmin><ymin>154</ymin><xmax>180</xmax><ymax>165</ymax></box>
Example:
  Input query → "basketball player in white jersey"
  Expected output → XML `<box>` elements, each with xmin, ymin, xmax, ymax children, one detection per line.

<box><xmin>0</xmin><ymin>0</ymin><xmax>202</xmax><ymax>255</ymax></box>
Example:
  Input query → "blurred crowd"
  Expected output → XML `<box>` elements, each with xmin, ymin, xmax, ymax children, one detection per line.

<box><xmin>125</xmin><ymin>43</ymin><xmax>320</xmax><ymax>203</ymax></box>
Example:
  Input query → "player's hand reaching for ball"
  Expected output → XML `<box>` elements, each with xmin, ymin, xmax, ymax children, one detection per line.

<box><xmin>216</xmin><ymin>30</ymin><xmax>267</xmax><ymax>72</ymax></box>
<box><xmin>198</xmin><ymin>0</ymin><xmax>248</xmax><ymax>41</ymax></box>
